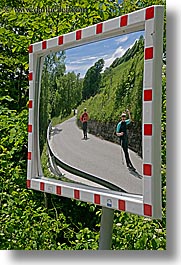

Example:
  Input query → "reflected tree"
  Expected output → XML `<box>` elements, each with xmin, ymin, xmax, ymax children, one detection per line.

<box><xmin>82</xmin><ymin>58</ymin><xmax>104</xmax><ymax>100</ymax></box>
<box><xmin>39</xmin><ymin>51</ymin><xmax>83</xmax><ymax>153</ymax></box>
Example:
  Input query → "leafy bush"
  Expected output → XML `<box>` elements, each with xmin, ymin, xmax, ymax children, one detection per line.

<box><xmin>0</xmin><ymin>0</ymin><xmax>166</xmax><ymax>250</ymax></box>
<box><xmin>77</xmin><ymin>40</ymin><xmax>144</xmax><ymax>123</ymax></box>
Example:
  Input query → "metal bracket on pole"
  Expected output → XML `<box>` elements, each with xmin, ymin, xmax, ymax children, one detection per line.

<box><xmin>99</xmin><ymin>207</ymin><xmax>114</xmax><ymax>250</ymax></box>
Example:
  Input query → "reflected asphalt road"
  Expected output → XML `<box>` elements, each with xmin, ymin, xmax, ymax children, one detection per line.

<box><xmin>50</xmin><ymin>116</ymin><xmax>143</xmax><ymax>195</ymax></box>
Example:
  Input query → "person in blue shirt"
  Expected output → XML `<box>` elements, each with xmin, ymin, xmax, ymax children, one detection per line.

<box><xmin>116</xmin><ymin>109</ymin><xmax>136</xmax><ymax>171</ymax></box>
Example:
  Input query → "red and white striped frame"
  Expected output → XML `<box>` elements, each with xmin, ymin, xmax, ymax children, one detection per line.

<box><xmin>27</xmin><ymin>5</ymin><xmax>164</xmax><ymax>218</ymax></box>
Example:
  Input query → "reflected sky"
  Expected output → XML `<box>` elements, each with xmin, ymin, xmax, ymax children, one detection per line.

<box><xmin>65</xmin><ymin>31</ymin><xmax>145</xmax><ymax>78</ymax></box>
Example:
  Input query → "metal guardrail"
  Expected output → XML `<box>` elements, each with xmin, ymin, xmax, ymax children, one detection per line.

<box><xmin>46</xmin><ymin>122</ymin><xmax>128</xmax><ymax>193</ymax></box>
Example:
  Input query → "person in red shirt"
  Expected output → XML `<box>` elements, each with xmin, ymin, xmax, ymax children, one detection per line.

<box><xmin>80</xmin><ymin>108</ymin><xmax>89</xmax><ymax>140</ymax></box>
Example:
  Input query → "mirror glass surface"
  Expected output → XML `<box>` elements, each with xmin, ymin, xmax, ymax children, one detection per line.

<box><xmin>39</xmin><ymin>30</ymin><xmax>145</xmax><ymax>195</ymax></box>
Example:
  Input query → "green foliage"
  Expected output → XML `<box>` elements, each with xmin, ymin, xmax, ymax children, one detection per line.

<box><xmin>0</xmin><ymin>0</ymin><xmax>120</xmax><ymax>111</ymax></box>
<box><xmin>39</xmin><ymin>51</ymin><xmax>83</xmax><ymax>152</ymax></box>
<box><xmin>77</xmin><ymin>36</ymin><xmax>144</xmax><ymax>123</ymax></box>
<box><xmin>110</xmin><ymin>35</ymin><xmax>144</xmax><ymax>69</ymax></box>
<box><xmin>0</xmin><ymin>0</ymin><xmax>166</xmax><ymax>250</ymax></box>
<box><xmin>82</xmin><ymin>58</ymin><xmax>104</xmax><ymax>100</ymax></box>
<box><xmin>0</xmin><ymin>104</ymin><xmax>28</xmax><ymax>180</ymax></box>
<box><xmin>112</xmin><ymin>212</ymin><xmax>166</xmax><ymax>250</ymax></box>
<box><xmin>0</xmin><ymin>99</ymin><xmax>100</xmax><ymax>250</ymax></box>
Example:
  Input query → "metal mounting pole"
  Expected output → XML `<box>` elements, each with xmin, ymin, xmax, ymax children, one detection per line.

<box><xmin>99</xmin><ymin>207</ymin><xmax>114</xmax><ymax>250</ymax></box>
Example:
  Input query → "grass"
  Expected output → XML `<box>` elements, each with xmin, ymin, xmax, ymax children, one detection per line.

<box><xmin>77</xmin><ymin>53</ymin><xmax>144</xmax><ymax>123</ymax></box>
<box><xmin>51</xmin><ymin>111</ymin><xmax>74</xmax><ymax>127</ymax></box>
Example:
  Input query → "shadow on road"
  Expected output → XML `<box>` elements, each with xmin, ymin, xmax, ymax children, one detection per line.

<box><xmin>51</xmin><ymin>127</ymin><xmax>62</xmax><ymax>136</ymax></box>
<box><xmin>128</xmin><ymin>169</ymin><xmax>143</xmax><ymax>179</ymax></box>
<box><xmin>48</xmin><ymin>116</ymin><xmax>143</xmax><ymax>194</ymax></box>
<box><xmin>81</xmin><ymin>137</ymin><xmax>90</xmax><ymax>141</ymax></box>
